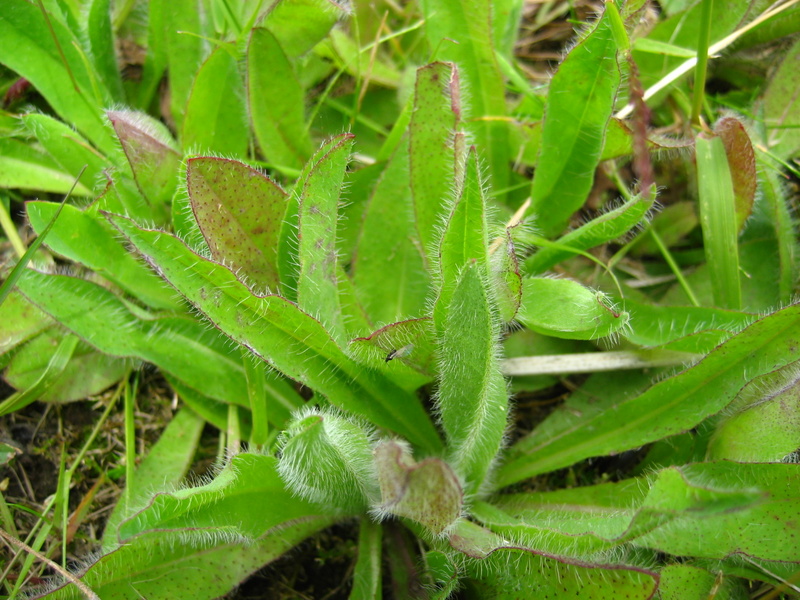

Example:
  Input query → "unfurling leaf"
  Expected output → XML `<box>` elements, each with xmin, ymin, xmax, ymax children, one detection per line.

<box><xmin>373</xmin><ymin>440</ymin><xmax>462</xmax><ymax>535</ymax></box>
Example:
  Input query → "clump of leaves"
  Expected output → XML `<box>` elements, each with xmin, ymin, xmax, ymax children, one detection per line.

<box><xmin>1</xmin><ymin>0</ymin><xmax>799</xmax><ymax>599</ymax></box>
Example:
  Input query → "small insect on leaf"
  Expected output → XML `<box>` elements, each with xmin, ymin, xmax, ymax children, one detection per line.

<box><xmin>385</xmin><ymin>344</ymin><xmax>414</xmax><ymax>362</ymax></box>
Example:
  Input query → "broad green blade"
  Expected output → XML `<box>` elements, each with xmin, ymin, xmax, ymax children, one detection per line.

<box><xmin>39</xmin><ymin>455</ymin><xmax>335</xmax><ymax>600</ymax></box>
<box><xmin>4</xmin><ymin>329</ymin><xmax>129</xmax><ymax>402</ymax></box>
<box><xmin>107</xmin><ymin>215</ymin><xmax>442</xmax><ymax>453</ymax></box>
<box><xmin>434</xmin><ymin>147</ymin><xmax>490</xmax><ymax>331</ymax></box>
<box><xmin>529</xmin><ymin>5</ymin><xmax>621</xmax><ymax>237</ymax></box>
<box><xmin>247</xmin><ymin>27</ymin><xmax>312</xmax><ymax>171</ymax></box>
<box><xmin>696</xmin><ymin>133</ymin><xmax>741</xmax><ymax>310</ymax></box>
<box><xmin>22</xmin><ymin>113</ymin><xmax>109</xmax><ymax>192</ymax></box>
<box><xmin>85</xmin><ymin>0</ymin><xmax>124</xmax><ymax>101</ymax></box>
<box><xmin>491</xmin><ymin>229</ymin><xmax>522</xmax><ymax>322</ymax></box>
<box><xmin>623</xmin><ymin>299</ymin><xmax>754</xmax><ymax>353</ymax></box>
<box><xmin>0</xmin><ymin>138</ymin><xmax>91</xmax><ymax>196</ymax></box>
<box><xmin>708</xmin><ymin>362</ymin><xmax>800</xmax><ymax>462</ymax></box>
<box><xmin>419</xmin><ymin>0</ymin><xmax>509</xmax><ymax>196</ymax></box>
<box><xmin>451</xmin><ymin>520</ymin><xmax>657</xmax><ymax>598</ymax></box>
<box><xmin>436</xmin><ymin>262</ymin><xmax>507</xmax><ymax>496</ymax></box>
<box><xmin>295</xmin><ymin>133</ymin><xmax>354</xmax><ymax>342</ymax></box>
<box><xmin>14</xmin><ymin>270</ymin><xmax>260</xmax><ymax>410</ymax></box>
<box><xmin>187</xmin><ymin>157</ymin><xmax>288</xmax><ymax>291</ymax></box>
<box><xmin>517</xmin><ymin>278</ymin><xmax>629</xmax><ymax>341</ymax></box>
<box><xmin>27</xmin><ymin>201</ymin><xmax>182</xmax><ymax>311</ymax></box>
<box><xmin>633</xmin><ymin>463</ymin><xmax>800</xmax><ymax>562</ymax></box>
<box><xmin>352</xmin><ymin>145</ymin><xmax>429</xmax><ymax>325</ymax></box>
<box><xmin>348</xmin><ymin>318</ymin><xmax>436</xmax><ymax>384</ymax></box>
<box><xmin>0</xmin><ymin>290</ymin><xmax>53</xmax><ymax>356</ymax></box>
<box><xmin>182</xmin><ymin>45</ymin><xmax>248</xmax><ymax>157</ymax></box>
<box><xmin>0</xmin><ymin>172</ymin><xmax>79</xmax><ymax>307</ymax></box>
<box><xmin>762</xmin><ymin>36</ymin><xmax>800</xmax><ymax>160</ymax></box>
<box><xmin>0</xmin><ymin>333</ymin><xmax>78</xmax><ymax>417</ymax></box>
<box><xmin>497</xmin><ymin>302</ymin><xmax>800</xmax><ymax>486</ymax></box>
<box><xmin>0</xmin><ymin>1</ymin><xmax>115</xmax><ymax>153</ymax></box>
<box><xmin>165</xmin><ymin>0</ymin><xmax>210</xmax><ymax>131</ymax></box>
<box><xmin>262</xmin><ymin>0</ymin><xmax>346</xmax><ymax>58</ymax></box>
<box><xmin>758</xmin><ymin>153</ymin><xmax>798</xmax><ymax>306</ymax></box>
<box><xmin>409</xmin><ymin>62</ymin><xmax>460</xmax><ymax>258</ymax></box>
<box><xmin>102</xmin><ymin>407</ymin><xmax>205</xmax><ymax>552</ymax></box>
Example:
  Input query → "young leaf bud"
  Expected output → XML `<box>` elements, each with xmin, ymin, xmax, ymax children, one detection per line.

<box><xmin>372</xmin><ymin>440</ymin><xmax>463</xmax><ymax>536</ymax></box>
<box><xmin>277</xmin><ymin>407</ymin><xmax>379</xmax><ymax>514</ymax></box>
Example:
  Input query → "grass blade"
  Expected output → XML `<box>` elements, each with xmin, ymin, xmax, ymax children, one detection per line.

<box><xmin>695</xmin><ymin>133</ymin><xmax>741</xmax><ymax>309</ymax></box>
<box><xmin>0</xmin><ymin>167</ymin><xmax>83</xmax><ymax>307</ymax></box>
<box><xmin>497</xmin><ymin>302</ymin><xmax>800</xmax><ymax>486</ymax></box>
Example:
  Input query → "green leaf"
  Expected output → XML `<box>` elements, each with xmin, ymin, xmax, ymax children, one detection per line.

<box><xmin>623</xmin><ymin>299</ymin><xmax>754</xmax><ymax>353</ymax></box>
<box><xmin>758</xmin><ymin>155</ymin><xmax>798</xmax><ymax>306</ymax></box>
<box><xmin>450</xmin><ymin>521</ymin><xmax>658</xmax><ymax>598</ymax></box>
<box><xmin>0</xmin><ymin>176</ymin><xmax>76</xmax><ymax>307</ymax></box>
<box><xmin>349</xmin><ymin>518</ymin><xmax>383</xmax><ymax>600</ymax></box>
<box><xmin>26</xmin><ymin>201</ymin><xmax>182</xmax><ymax>311</ymax></box>
<box><xmin>524</xmin><ymin>194</ymin><xmax>654</xmax><ymax>275</ymax></box>
<box><xmin>708</xmin><ymin>362</ymin><xmax>800</xmax><ymax>462</ymax></box>
<box><xmin>107</xmin><ymin>215</ymin><xmax>442</xmax><ymax>453</ymax></box>
<box><xmin>4</xmin><ymin>328</ymin><xmax>129</xmax><ymax>402</ymax></box>
<box><xmin>528</xmin><ymin>5</ymin><xmax>621</xmax><ymax>237</ymax></box>
<box><xmin>348</xmin><ymin>318</ymin><xmax>437</xmax><ymax>383</ymax></box>
<box><xmin>352</xmin><ymin>146</ymin><xmax>429</xmax><ymax>325</ymax></box>
<box><xmin>262</xmin><ymin>0</ymin><xmax>346</xmax><ymax>58</ymax></box>
<box><xmin>86</xmin><ymin>0</ymin><xmax>124</xmax><ymax>102</ymax></box>
<box><xmin>497</xmin><ymin>302</ymin><xmax>800</xmax><ymax>486</ymax></box>
<box><xmin>633</xmin><ymin>462</ymin><xmax>800</xmax><ymax>562</ymax></box>
<box><xmin>490</xmin><ymin>229</ymin><xmax>522</xmax><ymax>322</ymax></box>
<box><xmin>0</xmin><ymin>332</ymin><xmax>78</xmax><ymax>417</ymax></box>
<box><xmin>165</xmin><ymin>0</ymin><xmax>210</xmax><ymax>131</ymax></box>
<box><xmin>762</xmin><ymin>36</ymin><xmax>800</xmax><ymax>160</ymax></box>
<box><xmin>0</xmin><ymin>1</ymin><xmax>115</xmax><ymax>153</ymax></box>
<box><xmin>419</xmin><ymin>0</ymin><xmax>509</xmax><ymax>196</ymax></box>
<box><xmin>480</xmin><ymin>464</ymin><xmax>764</xmax><ymax>559</ymax></box>
<box><xmin>436</xmin><ymin>262</ymin><xmax>507</xmax><ymax>496</ymax></box>
<box><xmin>247</xmin><ymin>27</ymin><xmax>313</xmax><ymax>171</ymax></box>
<box><xmin>187</xmin><ymin>157</ymin><xmax>288</xmax><ymax>291</ymax></box>
<box><xmin>102</xmin><ymin>407</ymin><xmax>205</xmax><ymax>552</ymax></box>
<box><xmin>517</xmin><ymin>278</ymin><xmax>630</xmax><ymax>341</ymax></box>
<box><xmin>14</xmin><ymin>270</ymin><xmax>262</xmax><ymax>410</ymax></box>
<box><xmin>182</xmin><ymin>45</ymin><xmax>248</xmax><ymax>157</ymax></box>
<box><xmin>277</xmin><ymin>407</ymin><xmax>379</xmax><ymax>513</ymax></box>
<box><xmin>374</xmin><ymin>440</ymin><xmax>462</xmax><ymax>535</ymax></box>
<box><xmin>295</xmin><ymin>133</ymin><xmax>354</xmax><ymax>342</ymax></box>
<box><xmin>42</xmin><ymin>455</ymin><xmax>334</xmax><ymax>600</ymax></box>
<box><xmin>657</xmin><ymin>565</ymin><xmax>727</xmax><ymax>600</ymax></box>
<box><xmin>696</xmin><ymin>133</ymin><xmax>741</xmax><ymax>310</ymax></box>
<box><xmin>0</xmin><ymin>290</ymin><xmax>52</xmax><ymax>356</ymax></box>
<box><xmin>409</xmin><ymin>62</ymin><xmax>460</xmax><ymax>258</ymax></box>
<box><xmin>22</xmin><ymin>113</ymin><xmax>109</xmax><ymax>192</ymax></box>
<box><xmin>0</xmin><ymin>138</ymin><xmax>91</xmax><ymax>196</ymax></box>
<box><xmin>107</xmin><ymin>110</ymin><xmax>181</xmax><ymax>207</ymax></box>
<box><xmin>434</xmin><ymin>146</ymin><xmax>490</xmax><ymax>330</ymax></box>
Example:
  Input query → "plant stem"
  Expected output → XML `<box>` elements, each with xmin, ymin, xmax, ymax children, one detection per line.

<box><xmin>691</xmin><ymin>0</ymin><xmax>713</xmax><ymax>127</ymax></box>
<box><xmin>650</xmin><ymin>227</ymin><xmax>701</xmax><ymax>307</ymax></box>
